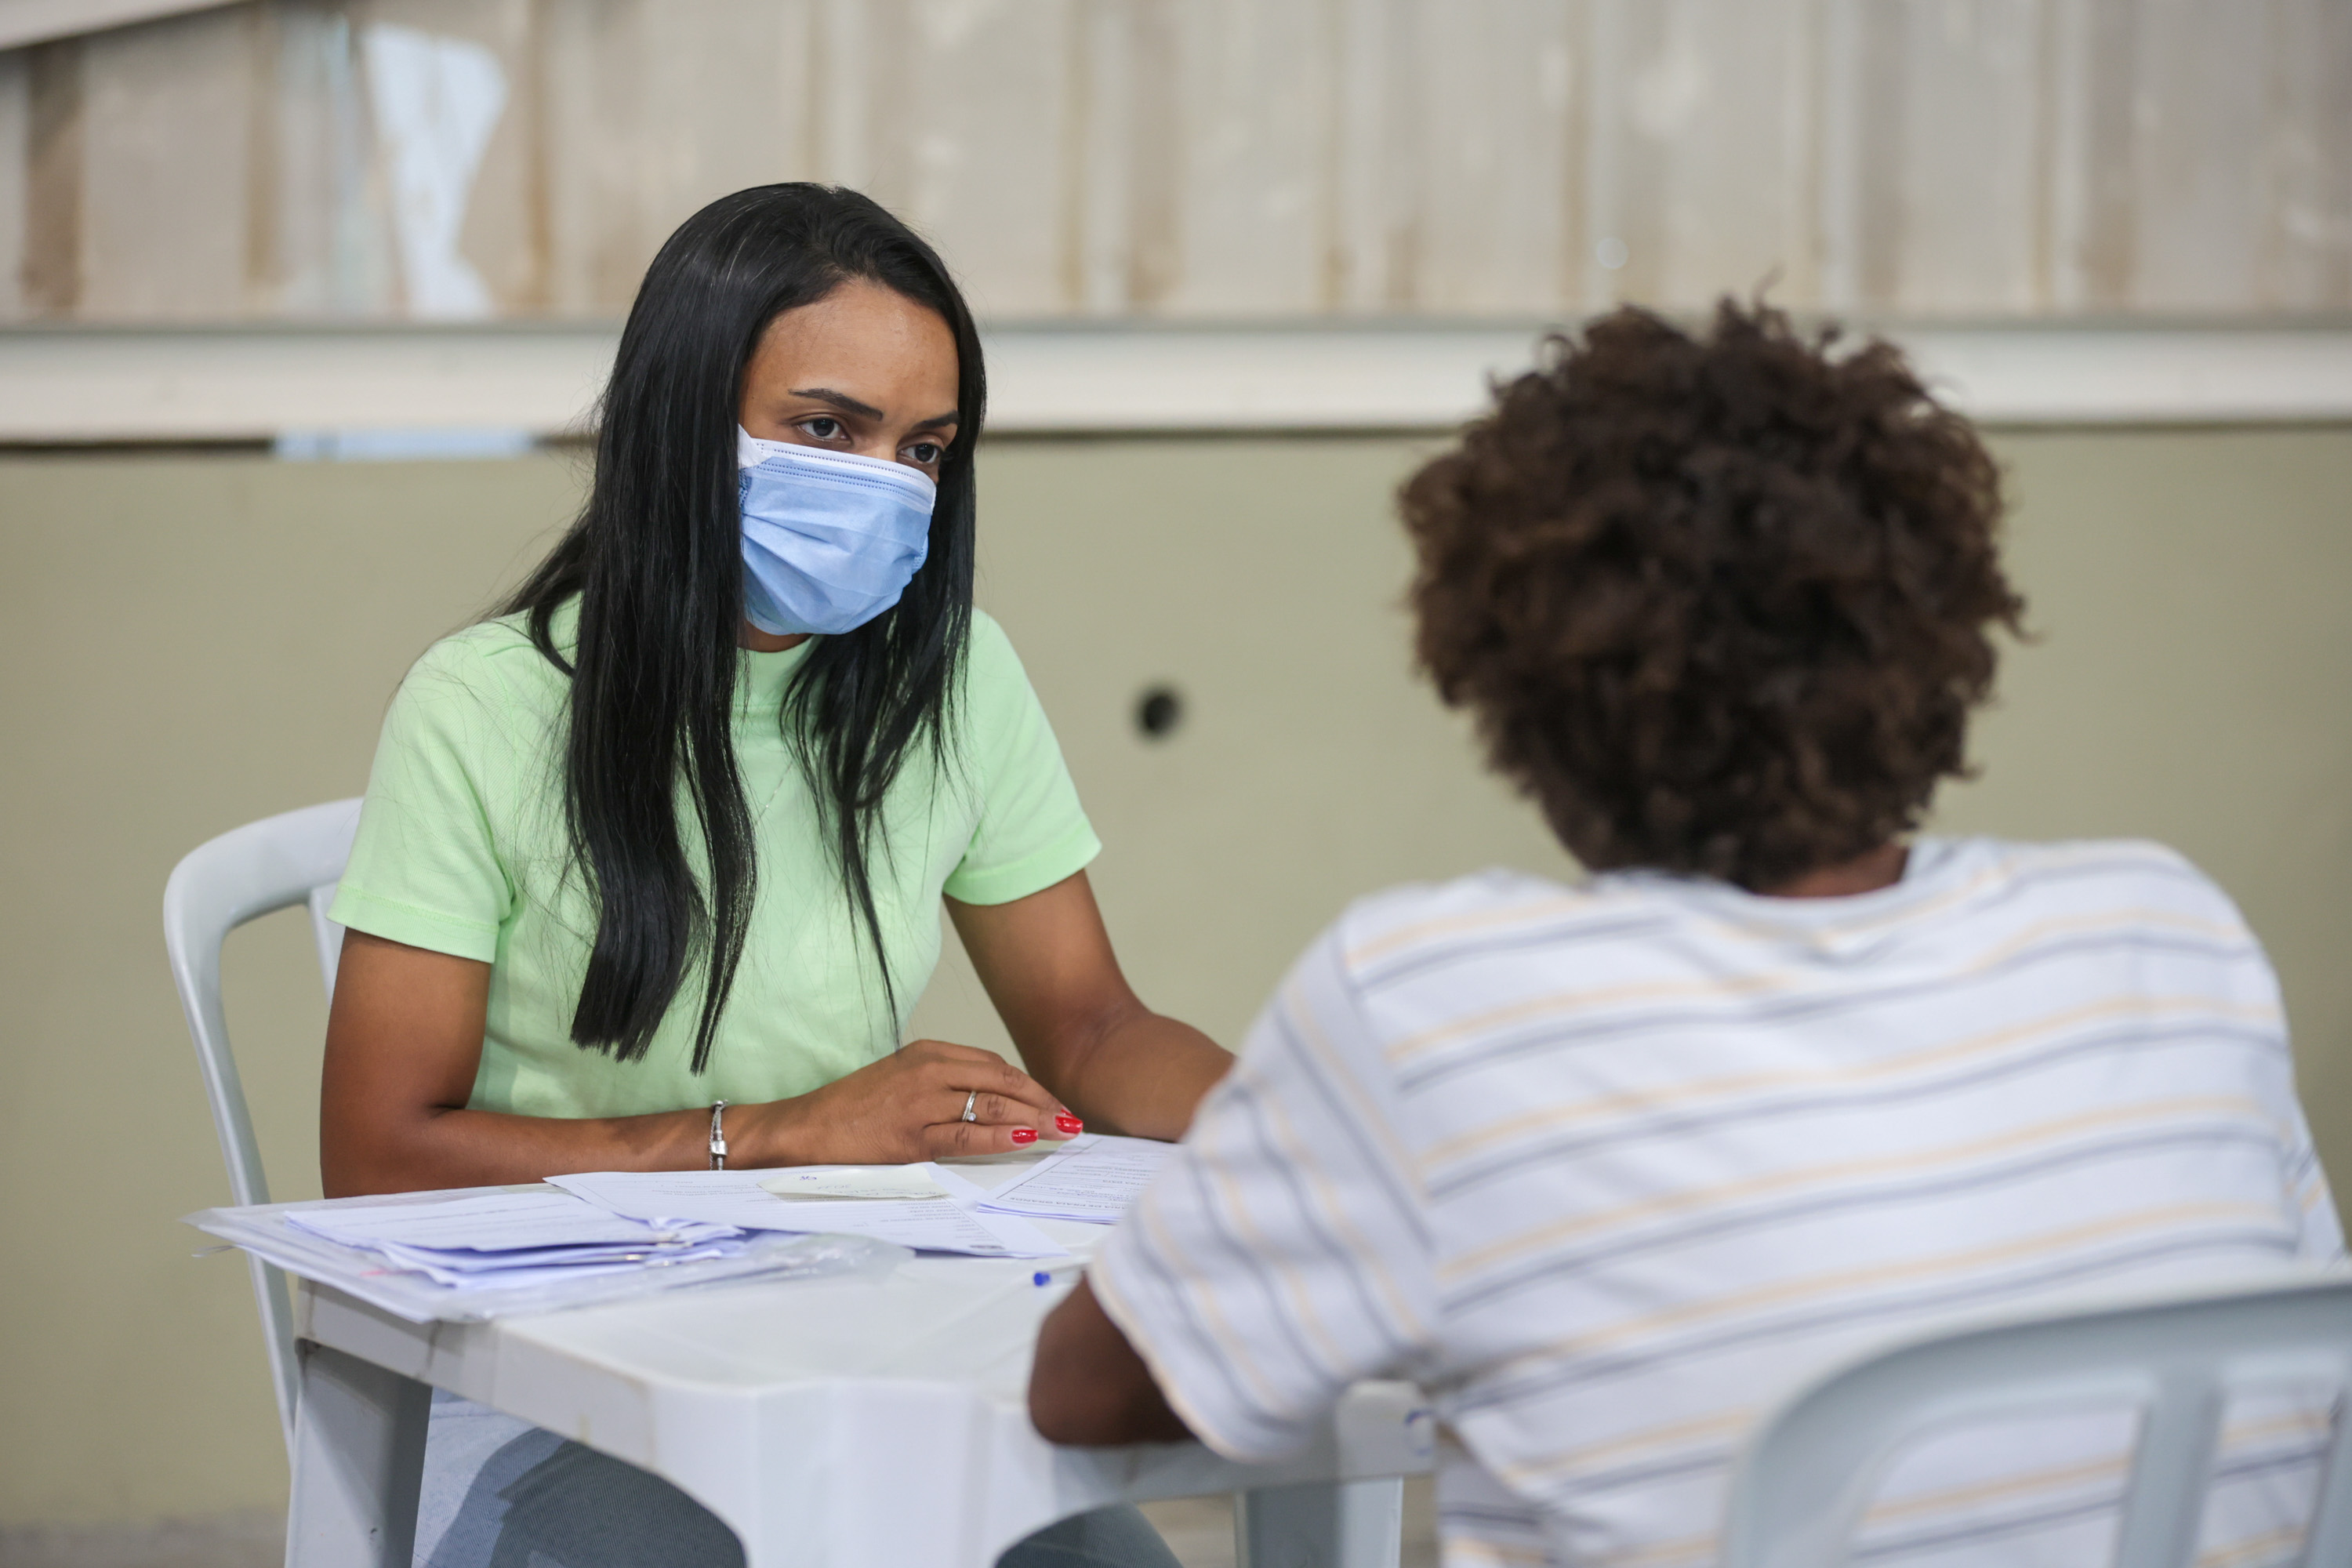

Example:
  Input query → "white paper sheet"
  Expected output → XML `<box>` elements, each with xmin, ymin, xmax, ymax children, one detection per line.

<box><xmin>546</xmin><ymin>1169</ymin><xmax>1069</xmax><ymax>1259</ymax></box>
<box><xmin>974</xmin><ymin>1134</ymin><xmax>1173</xmax><ymax>1224</ymax></box>
<box><xmin>759</xmin><ymin>1165</ymin><xmax>953</xmax><ymax>1201</ymax></box>
<box><xmin>284</xmin><ymin>1189</ymin><xmax>731</xmax><ymax>1253</ymax></box>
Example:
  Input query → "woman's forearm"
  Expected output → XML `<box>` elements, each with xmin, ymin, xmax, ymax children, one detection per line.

<box><xmin>324</xmin><ymin>1022</ymin><xmax>1227</xmax><ymax>1196</ymax></box>
<box><xmin>946</xmin><ymin>877</ymin><xmax>1234</xmax><ymax>1142</ymax></box>
<box><xmin>322</xmin><ymin>1102</ymin><xmax>717</xmax><ymax>1198</ymax></box>
<box><xmin>324</xmin><ymin>1023</ymin><xmax>1084</xmax><ymax>1196</ymax></box>
<box><xmin>321</xmin><ymin>931</ymin><xmax>731</xmax><ymax>1196</ymax></box>
<box><xmin>1044</xmin><ymin>1005</ymin><xmax>1232</xmax><ymax>1142</ymax></box>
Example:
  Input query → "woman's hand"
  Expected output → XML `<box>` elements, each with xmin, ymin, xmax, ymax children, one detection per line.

<box><xmin>742</xmin><ymin>1039</ymin><xmax>1079</xmax><ymax>1164</ymax></box>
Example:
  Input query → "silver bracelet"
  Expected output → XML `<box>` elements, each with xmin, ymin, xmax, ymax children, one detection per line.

<box><xmin>708</xmin><ymin>1100</ymin><xmax>729</xmax><ymax>1171</ymax></box>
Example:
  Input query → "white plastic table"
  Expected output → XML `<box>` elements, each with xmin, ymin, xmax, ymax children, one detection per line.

<box><xmin>281</xmin><ymin>1160</ymin><xmax>1435</xmax><ymax>1568</ymax></box>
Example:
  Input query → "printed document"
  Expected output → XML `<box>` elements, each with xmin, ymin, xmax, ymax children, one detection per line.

<box><xmin>975</xmin><ymin>1134</ymin><xmax>1172</xmax><ymax>1224</ymax></box>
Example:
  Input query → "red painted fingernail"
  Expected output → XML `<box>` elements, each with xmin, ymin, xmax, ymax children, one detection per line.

<box><xmin>1055</xmin><ymin>1115</ymin><xmax>1083</xmax><ymax>1134</ymax></box>
<box><xmin>1011</xmin><ymin>1128</ymin><xmax>1038</xmax><ymax>1145</ymax></box>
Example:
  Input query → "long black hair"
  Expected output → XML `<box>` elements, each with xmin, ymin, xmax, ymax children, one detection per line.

<box><xmin>500</xmin><ymin>184</ymin><xmax>985</xmax><ymax>1070</ymax></box>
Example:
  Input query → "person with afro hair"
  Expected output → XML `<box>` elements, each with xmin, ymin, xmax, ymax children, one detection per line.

<box><xmin>1032</xmin><ymin>303</ymin><xmax>2343</xmax><ymax>1568</ymax></box>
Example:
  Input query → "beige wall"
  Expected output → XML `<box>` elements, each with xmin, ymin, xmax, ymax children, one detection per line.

<box><xmin>4</xmin><ymin>0</ymin><xmax>2348</xmax><ymax>325</ymax></box>
<box><xmin>2</xmin><ymin>425</ymin><xmax>2349</xmax><ymax>1528</ymax></box>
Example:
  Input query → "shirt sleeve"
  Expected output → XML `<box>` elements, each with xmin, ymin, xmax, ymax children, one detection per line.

<box><xmin>2187</xmin><ymin>861</ymin><xmax>2350</xmax><ymax>1271</ymax></box>
<box><xmin>328</xmin><ymin>635</ymin><xmax>519</xmax><ymax>963</ymax></box>
<box><xmin>940</xmin><ymin>612</ymin><xmax>1102</xmax><ymax>906</ymax></box>
<box><xmin>2267</xmin><ymin>1017</ymin><xmax>2348</xmax><ymax>1268</ymax></box>
<box><xmin>1087</xmin><ymin>924</ymin><xmax>1438</xmax><ymax>1462</ymax></box>
<box><xmin>2281</xmin><ymin>1098</ymin><xmax>2347</xmax><ymax>1269</ymax></box>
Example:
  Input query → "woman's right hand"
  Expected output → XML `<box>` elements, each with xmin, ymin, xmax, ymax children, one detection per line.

<box><xmin>742</xmin><ymin>1039</ymin><xmax>1081</xmax><ymax>1165</ymax></box>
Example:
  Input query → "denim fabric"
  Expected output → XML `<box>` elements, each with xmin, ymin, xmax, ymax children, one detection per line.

<box><xmin>416</xmin><ymin>1393</ymin><xmax>1181</xmax><ymax>1568</ymax></box>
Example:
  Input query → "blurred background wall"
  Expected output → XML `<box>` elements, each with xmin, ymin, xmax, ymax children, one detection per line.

<box><xmin>0</xmin><ymin>0</ymin><xmax>2347</xmax><ymax>321</ymax></box>
<box><xmin>0</xmin><ymin>2</ymin><xmax>2347</xmax><ymax>1565</ymax></box>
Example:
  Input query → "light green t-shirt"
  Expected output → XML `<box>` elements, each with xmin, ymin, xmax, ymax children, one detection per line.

<box><xmin>329</xmin><ymin>603</ymin><xmax>1100</xmax><ymax>1120</ymax></box>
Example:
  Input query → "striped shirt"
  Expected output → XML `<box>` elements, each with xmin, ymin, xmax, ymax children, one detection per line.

<box><xmin>1092</xmin><ymin>837</ymin><xmax>2345</xmax><ymax>1568</ymax></box>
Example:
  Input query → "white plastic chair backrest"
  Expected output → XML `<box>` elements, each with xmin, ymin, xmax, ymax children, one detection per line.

<box><xmin>162</xmin><ymin>798</ymin><xmax>362</xmax><ymax>1461</ymax></box>
<box><xmin>1719</xmin><ymin>1272</ymin><xmax>2352</xmax><ymax>1568</ymax></box>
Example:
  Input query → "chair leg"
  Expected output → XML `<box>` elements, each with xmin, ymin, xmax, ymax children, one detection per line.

<box><xmin>1234</xmin><ymin>1477</ymin><xmax>1404</xmax><ymax>1568</ymax></box>
<box><xmin>283</xmin><ymin>1341</ymin><xmax>431</xmax><ymax>1568</ymax></box>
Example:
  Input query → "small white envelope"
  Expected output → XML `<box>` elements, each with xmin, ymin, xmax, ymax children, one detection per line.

<box><xmin>757</xmin><ymin>1166</ymin><xmax>953</xmax><ymax>1202</ymax></box>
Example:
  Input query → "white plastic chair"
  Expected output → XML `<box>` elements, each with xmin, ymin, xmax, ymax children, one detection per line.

<box><xmin>163</xmin><ymin>798</ymin><xmax>364</xmax><ymax>1461</ymax></box>
<box><xmin>1719</xmin><ymin>1272</ymin><xmax>2352</xmax><ymax>1568</ymax></box>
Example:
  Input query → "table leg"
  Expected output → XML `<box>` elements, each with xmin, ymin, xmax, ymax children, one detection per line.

<box><xmin>1234</xmin><ymin>1477</ymin><xmax>1404</xmax><ymax>1568</ymax></box>
<box><xmin>283</xmin><ymin>1341</ymin><xmax>431</xmax><ymax>1568</ymax></box>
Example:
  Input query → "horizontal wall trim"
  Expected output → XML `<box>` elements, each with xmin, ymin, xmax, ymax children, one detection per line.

<box><xmin>1</xmin><ymin>322</ymin><xmax>2348</xmax><ymax>444</ymax></box>
<box><xmin>0</xmin><ymin>0</ymin><xmax>234</xmax><ymax>49</ymax></box>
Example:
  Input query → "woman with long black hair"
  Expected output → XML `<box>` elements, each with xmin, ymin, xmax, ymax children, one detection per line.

<box><xmin>319</xmin><ymin>184</ymin><xmax>1218</xmax><ymax>1567</ymax></box>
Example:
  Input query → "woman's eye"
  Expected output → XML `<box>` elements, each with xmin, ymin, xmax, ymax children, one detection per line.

<box><xmin>799</xmin><ymin>417</ymin><xmax>845</xmax><ymax>441</ymax></box>
<box><xmin>904</xmin><ymin>441</ymin><xmax>943</xmax><ymax>466</ymax></box>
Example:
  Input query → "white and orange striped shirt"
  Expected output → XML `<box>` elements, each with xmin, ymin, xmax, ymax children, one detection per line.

<box><xmin>1093</xmin><ymin>837</ymin><xmax>2344</xmax><ymax>1568</ymax></box>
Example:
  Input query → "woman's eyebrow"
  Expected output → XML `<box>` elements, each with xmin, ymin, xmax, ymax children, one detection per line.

<box><xmin>787</xmin><ymin>387</ymin><xmax>886</xmax><ymax>420</ymax></box>
<box><xmin>786</xmin><ymin>389</ymin><xmax>959</xmax><ymax>434</ymax></box>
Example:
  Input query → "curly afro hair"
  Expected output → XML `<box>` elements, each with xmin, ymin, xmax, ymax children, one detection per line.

<box><xmin>1401</xmin><ymin>299</ymin><xmax>2024</xmax><ymax>891</ymax></box>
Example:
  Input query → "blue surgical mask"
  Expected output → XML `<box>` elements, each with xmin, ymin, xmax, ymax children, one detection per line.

<box><xmin>735</xmin><ymin>428</ymin><xmax>938</xmax><ymax>637</ymax></box>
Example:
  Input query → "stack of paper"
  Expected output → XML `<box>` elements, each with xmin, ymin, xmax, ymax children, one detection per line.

<box><xmin>284</xmin><ymin>1190</ymin><xmax>746</xmax><ymax>1290</ymax></box>
<box><xmin>975</xmin><ymin>1134</ymin><xmax>1173</xmax><ymax>1225</ymax></box>
<box><xmin>546</xmin><ymin>1167</ymin><xmax>1069</xmax><ymax>1259</ymax></box>
<box><xmin>187</xmin><ymin>1192</ymin><xmax>901</xmax><ymax>1324</ymax></box>
<box><xmin>189</xmin><ymin>1152</ymin><xmax>1115</xmax><ymax>1329</ymax></box>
